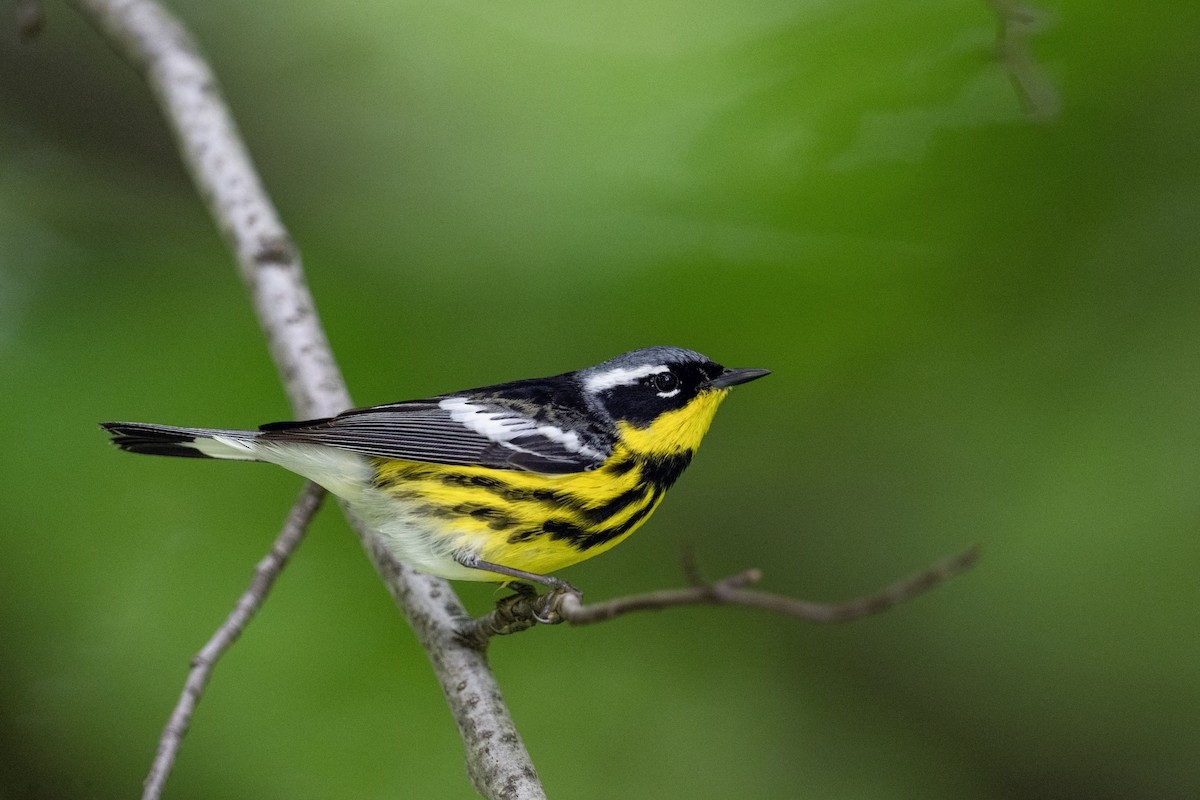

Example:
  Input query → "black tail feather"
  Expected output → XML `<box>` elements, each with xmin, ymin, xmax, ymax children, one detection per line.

<box><xmin>100</xmin><ymin>421</ymin><xmax>214</xmax><ymax>458</ymax></box>
<box><xmin>98</xmin><ymin>421</ymin><xmax>260</xmax><ymax>459</ymax></box>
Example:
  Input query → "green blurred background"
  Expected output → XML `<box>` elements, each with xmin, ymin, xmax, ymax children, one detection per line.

<box><xmin>3</xmin><ymin>0</ymin><xmax>1199</xmax><ymax>797</ymax></box>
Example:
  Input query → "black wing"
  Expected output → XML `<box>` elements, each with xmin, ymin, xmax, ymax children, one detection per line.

<box><xmin>257</xmin><ymin>389</ymin><xmax>611</xmax><ymax>474</ymax></box>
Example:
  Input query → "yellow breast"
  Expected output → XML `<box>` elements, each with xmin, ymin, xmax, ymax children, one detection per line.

<box><xmin>366</xmin><ymin>387</ymin><xmax>729</xmax><ymax>580</ymax></box>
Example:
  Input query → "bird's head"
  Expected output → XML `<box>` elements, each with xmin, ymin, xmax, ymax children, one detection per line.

<box><xmin>578</xmin><ymin>346</ymin><xmax>769</xmax><ymax>457</ymax></box>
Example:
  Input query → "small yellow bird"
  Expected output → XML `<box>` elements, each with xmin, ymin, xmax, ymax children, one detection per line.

<box><xmin>102</xmin><ymin>347</ymin><xmax>769</xmax><ymax>588</ymax></box>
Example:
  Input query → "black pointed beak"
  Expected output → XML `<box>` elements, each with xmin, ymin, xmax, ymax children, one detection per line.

<box><xmin>705</xmin><ymin>367</ymin><xmax>771</xmax><ymax>389</ymax></box>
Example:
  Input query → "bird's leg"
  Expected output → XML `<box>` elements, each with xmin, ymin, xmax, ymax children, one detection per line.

<box><xmin>453</xmin><ymin>554</ymin><xmax>582</xmax><ymax>634</ymax></box>
<box><xmin>455</xmin><ymin>553</ymin><xmax>581</xmax><ymax>597</ymax></box>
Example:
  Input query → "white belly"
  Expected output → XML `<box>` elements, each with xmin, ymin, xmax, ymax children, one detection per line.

<box><xmin>246</xmin><ymin>441</ymin><xmax>490</xmax><ymax>580</ymax></box>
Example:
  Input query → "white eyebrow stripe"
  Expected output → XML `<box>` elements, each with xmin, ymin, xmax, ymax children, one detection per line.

<box><xmin>583</xmin><ymin>364</ymin><xmax>669</xmax><ymax>393</ymax></box>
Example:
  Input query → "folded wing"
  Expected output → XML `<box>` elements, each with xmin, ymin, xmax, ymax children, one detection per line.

<box><xmin>258</xmin><ymin>397</ymin><xmax>609</xmax><ymax>474</ymax></box>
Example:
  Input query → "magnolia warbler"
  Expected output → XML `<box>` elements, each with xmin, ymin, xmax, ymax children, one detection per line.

<box><xmin>101</xmin><ymin>346</ymin><xmax>769</xmax><ymax>588</ymax></box>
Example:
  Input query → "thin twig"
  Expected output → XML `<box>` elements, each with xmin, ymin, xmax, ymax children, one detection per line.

<box><xmin>144</xmin><ymin>483</ymin><xmax>324</xmax><ymax>800</ymax></box>
<box><xmin>461</xmin><ymin>546</ymin><xmax>981</xmax><ymax>643</ymax></box>
<box><xmin>984</xmin><ymin>0</ymin><xmax>1059</xmax><ymax>121</ymax></box>
<box><xmin>67</xmin><ymin>1</ymin><xmax>546</xmax><ymax>798</ymax></box>
<box><xmin>15</xmin><ymin>0</ymin><xmax>45</xmax><ymax>41</ymax></box>
<box><xmin>669</xmin><ymin>544</ymin><xmax>982</xmax><ymax>624</ymax></box>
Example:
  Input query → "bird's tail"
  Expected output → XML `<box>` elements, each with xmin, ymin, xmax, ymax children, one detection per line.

<box><xmin>100</xmin><ymin>421</ymin><xmax>262</xmax><ymax>461</ymax></box>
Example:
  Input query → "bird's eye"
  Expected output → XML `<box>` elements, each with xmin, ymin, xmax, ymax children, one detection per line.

<box><xmin>651</xmin><ymin>372</ymin><xmax>679</xmax><ymax>395</ymax></box>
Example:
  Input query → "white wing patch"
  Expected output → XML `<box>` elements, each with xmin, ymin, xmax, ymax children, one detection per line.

<box><xmin>437</xmin><ymin>397</ymin><xmax>603</xmax><ymax>460</ymax></box>
<box><xmin>438</xmin><ymin>397</ymin><xmax>539</xmax><ymax>441</ymax></box>
<box><xmin>583</xmin><ymin>363</ymin><xmax>669</xmax><ymax>393</ymax></box>
<box><xmin>534</xmin><ymin>424</ymin><xmax>604</xmax><ymax>459</ymax></box>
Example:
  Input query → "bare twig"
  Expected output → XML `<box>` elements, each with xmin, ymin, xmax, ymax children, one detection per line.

<box><xmin>461</xmin><ymin>546</ymin><xmax>981</xmax><ymax>644</ymax></box>
<box><xmin>144</xmin><ymin>482</ymin><xmax>324</xmax><ymax>800</ymax></box>
<box><xmin>15</xmin><ymin>0</ymin><xmax>45</xmax><ymax>41</ymax></box>
<box><xmin>66</xmin><ymin>1</ymin><xmax>545</xmax><ymax>797</ymax></box>
<box><xmin>985</xmin><ymin>0</ymin><xmax>1059</xmax><ymax>121</ymax></box>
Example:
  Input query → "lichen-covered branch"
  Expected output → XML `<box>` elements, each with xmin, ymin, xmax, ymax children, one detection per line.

<box><xmin>65</xmin><ymin>1</ymin><xmax>545</xmax><ymax>797</ymax></box>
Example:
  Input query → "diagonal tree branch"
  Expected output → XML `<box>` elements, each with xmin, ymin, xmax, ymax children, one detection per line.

<box><xmin>66</xmin><ymin>1</ymin><xmax>546</xmax><ymax>797</ymax></box>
